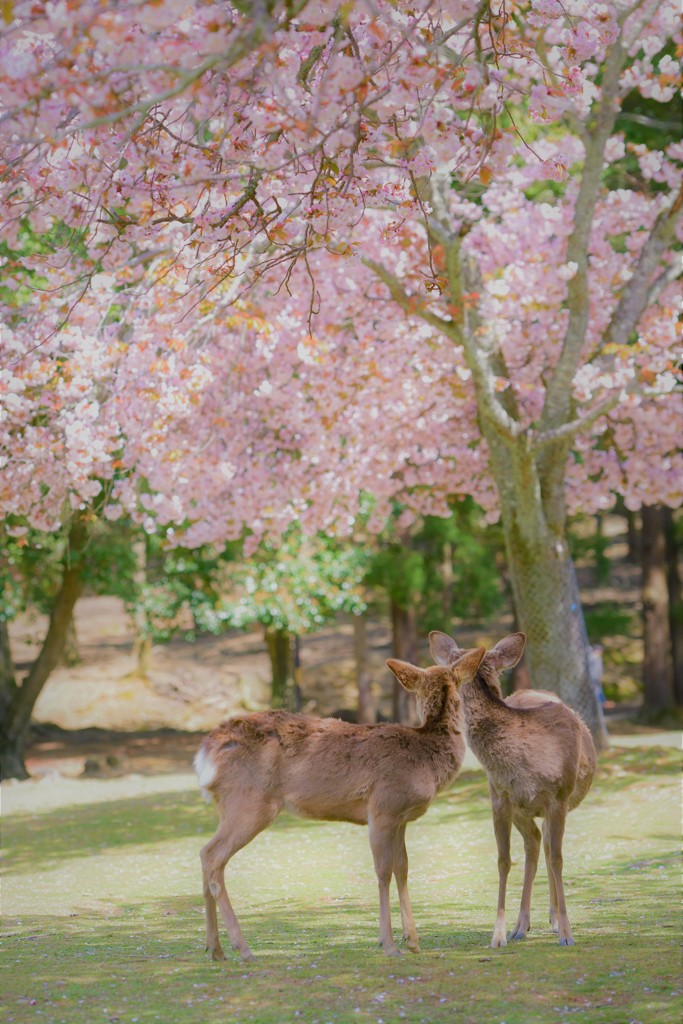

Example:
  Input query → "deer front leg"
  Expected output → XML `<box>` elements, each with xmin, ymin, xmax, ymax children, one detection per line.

<box><xmin>368</xmin><ymin>813</ymin><xmax>402</xmax><ymax>956</ymax></box>
<box><xmin>490</xmin><ymin>792</ymin><xmax>513</xmax><ymax>948</ymax></box>
<box><xmin>509</xmin><ymin>812</ymin><xmax>541</xmax><ymax>940</ymax></box>
<box><xmin>392</xmin><ymin>824</ymin><xmax>420</xmax><ymax>953</ymax></box>
<box><xmin>545</xmin><ymin>802</ymin><xmax>574</xmax><ymax>946</ymax></box>
<box><xmin>542</xmin><ymin>818</ymin><xmax>559</xmax><ymax>934</ymax></box>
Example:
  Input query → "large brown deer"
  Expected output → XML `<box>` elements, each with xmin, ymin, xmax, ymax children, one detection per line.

<box><xmin>195</xmin><ymin>646</ymin><xmax>485</xmax><ymax>961</ymax></box>
<box><xmin>429</xmin><ymin>631</ymin><xmax>597</xmax><ymax>948</ymax></box>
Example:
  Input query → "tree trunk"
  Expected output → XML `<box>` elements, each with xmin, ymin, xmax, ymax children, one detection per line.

<box><xmin>0</xmin><ymin>621</ymin><xmax>24</xmax><ymax>780</ymax></box>
<box><xmin>60</xmin><ymin>617</ymin><xmax>81</xmax><ymax>667</ymax></box>
<box><xmin>489</xmin><ymin>440</ymin><xmax>609</xmax><ymax>749</ymax></box>
<box><xmin>626</xmin><ymin>507</ymin><xmax>641</xmax><ymax>564</ymax></box>
<box><xmin>504</xmin><ymin>528</ymin><xmax>608</xmax><ymax>744</ymax></box>
<box><xmin>265</xmin><ymin>627</ymin><xmax>293</xmax><ymax>709</ymax></box>
<box><xmin>641</xmin><ymin>506</ymin><xmax>675</xmax><ymax>716</ymax></box>
<box><xmin>353</xmin><ymin>614</ymin><xmax>374</xmax><ymax>724</ymax></box>
<box><xmin>664</xmin><ymin>509</ymin><xmax>683</xmax><ymax>707</ymax></box>
<box><xmin>292</xmin><ymin>634</ymin><xmax>302</xmax><ymax>712</ymax></box>
<box><xmin>0</xmin><ymin>519</ymin><xmax>87</xmax><ymax>780</ymax></box>
<box><xmin>440</xmin><ymin>539</ymin><xmax>454</xmax><ymax>627</ymax></box>
<box><xmin>131</xmin><ymin>537</ymin><xmax>151</xmax><ymax>678</ymax></box>
<box><xmin>390</xmin><ymin>599</ymin><xmax>417</xmax><ymax>724</ymax></box>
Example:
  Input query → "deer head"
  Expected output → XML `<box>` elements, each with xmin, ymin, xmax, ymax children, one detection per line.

<box><xmin>429</xmin><ymin>631</ymin><xmax>525</xmax><ymax>677</ymax></box>
<box><xmin>387</xmin><ymin>647</ymin><xmax>485</xmax><ymax>723</ymax></box>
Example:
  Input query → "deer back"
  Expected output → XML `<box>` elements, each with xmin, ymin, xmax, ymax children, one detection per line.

<box><xmin>197</xmin><ymin>710</ymin><xmax>464</xmax><ymax>825</ymax></box>
<box><xmin>461</xmin><ymin>669</ymin><xmax>589</xmax><ymax>811</ymax></box>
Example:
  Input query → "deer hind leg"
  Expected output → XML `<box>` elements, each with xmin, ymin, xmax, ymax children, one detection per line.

<box><xmin>542</xmin><ymin>818</ymin><xmax>559</xmax><ymax>934</ymax></box>
<box><xmin>200</xmin><ymin>795</ymin><xmax>280</xmax><ymax>962</ymax></box>
<box><xmin>490</xmin><ymin>793</ymin><xmax>513</xmax><ymax>948</ymax></box>
<box><xmin>509</xmin><ymin>812</ymin><xmax>541</xmax><ymax>940</ymax></box>
<box><xmin>545</xmin><ymin>802</ymin><xmax>573</xmax><ymax>946</ymax></box>
<box><xmin>201</xmin><ymin>852</ymin><xmax>224</xmax><ymax>961</ymax></box>
<box><xmin>392</xmin><ymin>823</ymin><xmax>420</xmax><ymax>953</ymax></box>
<box><xmin>368</xmin><ymin>813</ymin><xmax>402</xmax><ymax>956</ymax></box>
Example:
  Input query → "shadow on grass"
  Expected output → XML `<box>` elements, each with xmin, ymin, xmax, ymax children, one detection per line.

<box><xmin>3</xmin><ymin>851</ymin><xmax>682</xmax><ymax>1024</ymax></box>
<box><xmin>5</xmin><ymin>743</ymin><xmax>678</xmax><ymax>878</ymax></box>
<box><xmin>3</xmin><ymin>788</ymin><xmax>361</xmax><ymax>876</ymax></box>
<box><xmin>597</xmin><ymin>745</ymin><xmax>681</xmax><ymax>780</ymax></box>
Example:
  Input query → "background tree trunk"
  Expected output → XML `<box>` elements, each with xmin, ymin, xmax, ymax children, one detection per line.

<box><xmin>265</xmin><ymin>627</ymin><xmax>293</xmax><ymax>709</ymax></box>
<box><xmin>390</xmin><ymin>599</ymin><xmax>417</xmax><ymax>724</ymax></box>
<box><xmin>0</xmin><ymin>519</ymin><xmax>87</xmax><ymax>780</ymax></box>
<box><xmin>626</xmin><ymin>507</ymin><xmax>641</xmax><ymax>564</ymax></box>
<box><xmin>60</xmin><ymin>618</ymin><xmax>81</xmax><ymax>667</ymax></box>
<box><xmin>664</xmin><ymin>509</ymin><xmax>683</xmax><ymax>707</ymax></box>
<box><xmin>131</xmin><ymin>537</ymin><xmax>152</xmax><ymax>678</ymax></box>
<box><xmin>353</xmin><ymin>614</ymin><xmax>374</xmax><ymax>724</ymax></box>
<box><xmin>440</xmin><ymin>539</ymin><xmax>454</xmax><ymax>628</ymax></box>
<box><xmin>0</xmin><ymin>621</ymin><xmax>22</xmax><ymax>778</ymax></box>
<box><xmin>641</xmin><ymin>506</ymin><xmax>675</xmax><ymax>717</ymax></box>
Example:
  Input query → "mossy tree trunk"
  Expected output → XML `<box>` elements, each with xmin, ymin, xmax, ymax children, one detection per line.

<box><xmin>487</xmin><ymin>434</ymin><xmax>609</xmax><ymax>745</ymax></box>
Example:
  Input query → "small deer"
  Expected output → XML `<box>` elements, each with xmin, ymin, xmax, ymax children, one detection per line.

<box><xmin>429</xmin><ymin>631</ymin><xmax>597</xmax><ymax>948</ymax></box>
<box><xmin>194</xmin><ymin>646</ymin><xmax>485</xmax><ymax>961</ymax></box>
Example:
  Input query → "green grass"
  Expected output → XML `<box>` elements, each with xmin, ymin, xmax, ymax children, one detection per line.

<box><xmin>2</xmin><ymin>747</ymin><xmax>682</xmax><ymax>1024</ymax></box>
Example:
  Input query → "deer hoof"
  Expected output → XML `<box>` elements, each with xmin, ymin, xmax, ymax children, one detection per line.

<box><xmin>558</xmin><ymin>937</ymin><xmax>575</xmax><ymax>947</ymax></box>
<box><xmin>210</xmin><ymin>947</ymin><xmax>227</xmax><ymax>962</ymax></box>
<box><xmin>491</xmin><ymin>934</ymin><xmax>507</xmax><ymax>949</ymax></box>
<box><xmin>509</xmin><ymin>931</ymin><xmax>527</xmax><ymax>941</ymax></box>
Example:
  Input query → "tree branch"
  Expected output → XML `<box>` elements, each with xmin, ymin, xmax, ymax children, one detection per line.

<box><xmin>601</xmin><ymin>185</ymin><xmax>683</xmax><ymax>350</ymax></box>
<box><xmin>360</xmin><ymin>256</ymin><xmax>455</xmax><ymax>336</ymax></box>
<box><xmin>540</xmin><ymin>36</ymin><xmax>626</xmax><ymax>432</ymax></box>
<box><xmin>533</xmin><ymin>387</ymin><xmax>633</xmax><ymax>450</ymax></box>
<box><xmin>361</xmin><ymin>251</ymin><xmax>523</xmax><ymax>443</ymax></box>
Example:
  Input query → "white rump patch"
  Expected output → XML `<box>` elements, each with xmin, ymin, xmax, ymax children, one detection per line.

<box><xmin>194</xmin><ymin>745</ymin><xmax>217</xmax><ymax>802</ymax></box>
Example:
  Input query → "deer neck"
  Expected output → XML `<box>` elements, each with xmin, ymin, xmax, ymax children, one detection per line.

<box><xmin>421</xmin><ymin>686</ymin><xmax>463</xmax><ymax>738</ymax></box>
<box><xmin>459</xmin><ymin>673</ymin><xmax>509</xmax><ymax>757</ymax></box>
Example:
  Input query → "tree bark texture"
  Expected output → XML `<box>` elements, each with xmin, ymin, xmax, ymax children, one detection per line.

<box><xmin>265</xmin><ymin>627</ymin><xmax>293</xmax><ymax>709</ymax></box>
<box><xmin>641</xmin><ymin>506</ymin><xmax>675</xmax><ymax>715</ymax></box>
<box><xmin>664</xmin><ymin>509</ymin><xmax>683</xmax><ymax>707</ymax></box>
<box><xmin>0</xmin><ymin>519</ymin><xmax>87</xmax><ymax>780</ymax></box>
<box><xmin>131</xmin><ymin>538</ymin><xmax>151</xmax><ymax>678</ymax></box>
<box><xmin>391</xmin><ymin>599</ymin><xmax>417</xmax><ymax>724</ymax></box>
<box><xmin>488</xmin><ymin>436</ymin><xmax>609</xmax><ymax>748</ymax></box>
<box><xmin>353</xmin><ymin>614</ymin><xmax>375</xmax><ymax>724</ymax></box>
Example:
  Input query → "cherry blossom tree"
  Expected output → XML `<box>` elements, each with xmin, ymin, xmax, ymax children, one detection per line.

<box><xmin>2</xmin><ymin>0</ymin><xmax>681</xmax><ymax>755</ymax></box>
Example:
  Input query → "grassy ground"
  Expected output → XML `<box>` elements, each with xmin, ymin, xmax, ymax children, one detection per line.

<box><xmin>2</xmin><ymin>745</ymin><xmax>681</xmax><ymax>1024</ymax></box>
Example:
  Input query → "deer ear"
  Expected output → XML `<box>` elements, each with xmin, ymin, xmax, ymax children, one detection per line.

<box><xmin>452</xmin><ymin>647</ymin><xmax>485</xmax><ymax>683</ymax></box>
<box><xmin>486</xmin><ymin>633</ymin><xmax>526</xmax><ymax>671</ymax></box>
<box><xmin>386</xmin><ymin>659</ymin><xmax>424</xmax><ymax>692</ymax></box>
<box><xmin>429</xmin><ymin>630</ymin><xmax>461</xmax><ymax>667</ymax></box>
